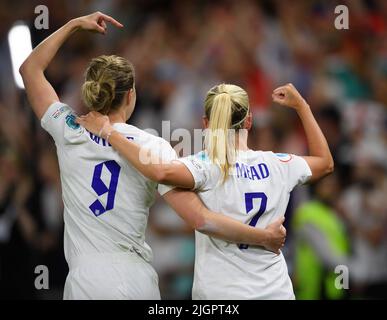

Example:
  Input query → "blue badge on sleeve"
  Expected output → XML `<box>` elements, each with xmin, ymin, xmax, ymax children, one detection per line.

<box><xmin>275</xmin><ymin>153</ymin><xmax>293</xmax><ymax>162</ymax></box>
<box><xmin>196</xmin><ymin>151</ymin><xmax>209</xmax><ymax>161</ymax></box>
<box><xmin>65</xmin><ymin>114</ymin><xmax>80</xmax><ymax>130</ymax></box>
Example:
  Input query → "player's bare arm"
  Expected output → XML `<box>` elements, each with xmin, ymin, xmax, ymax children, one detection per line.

<box><xmin>272</xmin><ymin>83</ymin><xmax>334</xmax><ymax>182</ymax></box>
<box><xmin>19</xmin><ymin>12</ymin><xmax>123</xmax><ymax>120</ymax></box>
<box><xmin>76</xmin><ymin>112</ymin><xmax>195</xmax><ymax>188</ymax></box>
<box><xmin>163</xmin><ymin>189</ymin><xmax>286</xmax><ymax>254</ymax></box>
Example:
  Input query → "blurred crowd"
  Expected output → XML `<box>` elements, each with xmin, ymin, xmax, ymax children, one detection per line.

<box><xmin>0</xmin><ymin>0</ymin><xmax>386</xmax><ymax>299</ymax></box>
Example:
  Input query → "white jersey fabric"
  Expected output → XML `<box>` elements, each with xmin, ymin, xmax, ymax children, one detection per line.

<box><xmin>178</xmin><ymin>150</ymin><xmax>312</xmax><ymax>300</ymax></box>
<box><xmin>41</xmin><ymin>102</ymin><xmax>175</xmax><ymax>299</ymax></box>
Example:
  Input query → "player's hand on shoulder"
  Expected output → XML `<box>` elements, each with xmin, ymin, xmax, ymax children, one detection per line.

<box><xmin>263</xmin><ymin>216</ymin><xmax>286</xmax><ymax>254</ymax></box>
<box><xmin>272</xmin><ymin>83</ymin><xmax>307</xmax><ymax>110</ymax></box>
<box><xmin>72</xmin><ymin>12</ymin><xmax>123</xmax><ymax>35</ymax></box>
<box><xmin>76</xmin><ymin>111</ymin><xmax>111</xmax><ymax>137</ymax></box>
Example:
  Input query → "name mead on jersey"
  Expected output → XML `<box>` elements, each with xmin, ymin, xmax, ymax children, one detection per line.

<box><xmin>235</xmin><ymin>162</ymin><xmax>269</xmax><ymax>181</ymax></box>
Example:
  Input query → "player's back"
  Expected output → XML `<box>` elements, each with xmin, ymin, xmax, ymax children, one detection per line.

<box><xmin>179</xmin><ymin>149</ymin><xmax>311</xmax><ymax>299</ymax></box>
<box><xmin>41</xmin><ymin>102</ymin><xmax>175</xmax><ymax>265</ymax></box>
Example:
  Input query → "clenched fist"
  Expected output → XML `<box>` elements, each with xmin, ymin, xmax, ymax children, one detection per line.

<box><xmin>272</xmin><ymin>83</ymin><xmax>307</xmax><ymax>110</ymax></box>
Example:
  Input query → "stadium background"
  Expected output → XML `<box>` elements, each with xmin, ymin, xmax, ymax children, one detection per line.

<box><xmin>0</xmin><ymin>0</ymin><xmax>386</xmax><ymax>299</ymax></box>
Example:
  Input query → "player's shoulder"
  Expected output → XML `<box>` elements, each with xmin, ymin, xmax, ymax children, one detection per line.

<box><xmin>179</xmin><ymin>150</ymin><xmax>220</xmax><ymax>190</ymax></box>
<box><xmin>242</xmin><ymin>150</ymin><xmax>278</xmax><ymax>162</ymax></box>
<box><xmin>189</xmin><ymin>151</ymin><xmax>213</xmax><ymax>167</ymax></box>
<box><xmin>251</xmin><ymin>150</ymin><xmax>292</xmax><ymax>162</ymax></box>
<box><xmin>192</xmin><ymin>150</ymin><xmax>210</xmax><ymax>161</ymax></box>
<box><xmin>271</xmin><ymin>152</ymin><xmax>294</xmax><ymax>163</ymax></box>
<box><xmin>42</xmin><ymin>101</ymin><xmax>73</xmax><ymax>124</ymax></box>
<box><xmin>249</xmin><ymin>150</ymin><xmax>296</xmax><ymax>168</ymax></box>
<box><xmin>42</xmin><ymin>101</ymin><xmax>84</xmax><ymax>132</ymax></box>
<box><xmin>114</xmin><ymin>124</ymin><xmax>167</xmax><ymax>145</ymax></box>
<box><xmin>180</xmin><ymin>151</ymin><xmax>212</xmax><ymax>170</ymax></box>
<box><xmin>263</xmin><ymin>151</ymin><xmax>308</xmax><ymax>173</ymax></box>
<box><xmin>41</xmin><ymin>101</ymin><xmax>89</xmax><ymax>143</ymax></box>
<box><xmin>142</xmin><ymin>130</ymin><xmax>172</xmax><ymax>149</ymax></box>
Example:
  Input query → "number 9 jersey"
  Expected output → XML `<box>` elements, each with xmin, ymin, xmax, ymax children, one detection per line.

<box><xmin>178</xmin><ymin>150</ymin><xmax>312</xmax><ymax>300</ymax></box>
<box><xmin>41</xmin><ymin>102</ymin><xmax>176</xmax><ymax>291</ymax></box>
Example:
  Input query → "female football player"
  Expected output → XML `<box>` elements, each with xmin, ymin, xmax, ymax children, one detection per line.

<box><xmin>20</xmin><ymin>12</ymin><xmax>286</xmax><ymax>300</ymax></box>
<box><xmin>78</xmin><ymin>82</ymin><xmax>333</xmax><ymax>299</ymax></box>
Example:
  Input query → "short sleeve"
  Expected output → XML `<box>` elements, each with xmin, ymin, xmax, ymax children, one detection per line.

<box><xmin>156</xmin><ymin>139</ymin><xmax>178</xmax><ymax>196</ymax></box>
<box><xmin>177</xmin><ymin>152</ymin><xmax>212</xmax><ymax>191</ymax></box>
<box><xmin>41</xmin><ymin>102</ymin><xmax>84</xmax><ymax>146</ymax></box>
<box><xmin>273</xmin><ymin>153</ymin><xmax>312</xmax><ymax>191</ymax></box>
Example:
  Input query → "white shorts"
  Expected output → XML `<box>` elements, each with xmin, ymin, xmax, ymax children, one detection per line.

<box><xmin>63</xmin><ymin>252</ymin><xmax>161</xmax><ymax>300</ymax></box>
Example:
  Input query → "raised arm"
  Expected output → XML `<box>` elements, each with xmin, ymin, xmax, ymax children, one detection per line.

<box><xmin>19</xmin><ymin>12</ymin><xmax>123</xmax><ymax>119</ymax></box>
<box><xmin>76</xmin><ymin>112</ymin><xmax>195</xmax><ymax>188</ymax></box>
<box><xmin>163</xmin><ymin>189</ymin><xmax>286</xmax><ymax>253</ymax></box>
<box><xmin>272</xmin><ymin>83</ymin><xmax>334</xmax><ymax>182</ymax></box>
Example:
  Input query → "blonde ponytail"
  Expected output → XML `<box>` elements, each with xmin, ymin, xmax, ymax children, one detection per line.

<box><xmin>204</xmin><ymin>84</ymin><xmax>250</xmax><ymax>182</ymax></box>
<box><xmin>206</xmin><ymin>93</ymin><xmax>234</xmax><ymax>181</ymax></box>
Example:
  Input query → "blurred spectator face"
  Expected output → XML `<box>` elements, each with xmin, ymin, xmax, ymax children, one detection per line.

<box><xmin>353</xmin><ymin>161</ymin><xmax>378</xmax><ymax>187</ymax></box>
<box><xmin>354</xmin><ymin>162</ymin><xmax>387</xmax><ymax>218</ymax></box>
<box><xmin>373</xmin><ymin>74</ymin><xmax>387</xmax><ymax>106</ymax></box>
<box><xmin>315</xmin><ymin>173</ymin><xmax>341</xmax><ymax>205</ymax></box>
<box><xmin>0</xmin><ymin>152</ymin><xmax>20</xmax><ymax>183</ymax></box>
<box><xmin>154</xmin><ymin>61</ymin><xmax>179</xmax><ymax>104</ymax></box>
<box><xmin>158</xmin><ymin>81</ymin><xmax>176</xmax><ymax>103</ymax></box>
<box><xmin>316</xmin><ymin>107</ymin><xmax>342</xmax><ymax>149</ymax></box>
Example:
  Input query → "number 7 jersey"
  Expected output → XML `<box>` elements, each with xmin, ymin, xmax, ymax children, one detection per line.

<box><xmin>41</xmin><ymin>102</ymin><xmax>176</xmax><ymax>265</ymax></box>
<box><xmin>178</xmin><ymin>150</ymin><xmax>312</xmax><ymax>300</ymax></box>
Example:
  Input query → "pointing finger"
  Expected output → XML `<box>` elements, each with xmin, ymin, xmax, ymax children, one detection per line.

<box><xmin>100</xmin><ymin>13</ymin><xmax>124</xmax><ymax>28</ymax></box>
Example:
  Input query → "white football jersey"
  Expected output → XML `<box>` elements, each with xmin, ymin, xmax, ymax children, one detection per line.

<box><xmin>41</xmin><ymin>102</ymin><xmax>176</xmax><ymax>266</ymax></box>
<box><xmin>178</xmin><ymin>150</ymin><xmax>312</xmax><ymax>300</ymax></box>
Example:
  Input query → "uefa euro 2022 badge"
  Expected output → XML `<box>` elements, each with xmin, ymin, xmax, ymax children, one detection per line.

<box><xmin>65</xmin><ymin>114</ymin><xmax>80</xmax><ymax>130</ymax></box>
<box><xmin>275</xmin><ymin>153</ymin><xmax>293</xmax><ymax>162</ymax></box>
